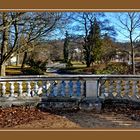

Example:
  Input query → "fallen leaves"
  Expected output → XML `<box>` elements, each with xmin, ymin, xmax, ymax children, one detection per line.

<box><xmin>1</xmin><ymin>99</ymin><xmax>140</xmax><ymax>128</ymax></box>
<box><xmin>0</xmin><ymin>106</ymin><xmax>46</xmax><ymax>128</ymax></box>
<box><xmin>102</xmin><ymin>99</ymin><xmax>140</xmax><ymax>121</ymax></box>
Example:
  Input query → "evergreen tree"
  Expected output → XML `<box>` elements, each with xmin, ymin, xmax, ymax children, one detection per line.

<box><xmin>63</xmin><ymin>31</ymin><xmax>69</xmax><ymax>63</ymax></box>
<box><xmin>83</xmin><ymin>18</ymin><xmax>102</xmax><ymax>67</ymax></box>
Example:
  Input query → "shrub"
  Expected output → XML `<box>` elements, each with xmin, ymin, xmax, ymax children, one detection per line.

<box><xmin>95</xmin><ymin>69</ymin><xmax>112</xmax><ymax>74</ymax></box>
<box><xmin>96</xmin><ymin>62</ymin><xmax>130</xmax><ymax>74</ymax></box>
<box><xmin>22</xmin><ymin>58</ymin><xmax>48</xmax><ymax>75</ymax></box>
<box><xmin>66</xmin><ymin>60</ymin><xmax>73</xmax><ymax>68</ymax></box>
<box><xmin>22</xmin><ymin>67</ymin><xmax>44</xmax><ymax>75</ymax></box>
<box><xmin>83</xmin><ymin>67</ymin><xmax>95</xmax><ymax>74</ymax></box>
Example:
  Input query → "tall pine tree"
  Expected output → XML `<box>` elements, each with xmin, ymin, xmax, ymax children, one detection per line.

<box><xmin>63</xmin><ymin>31</ymin><xmax>69</xmax><ymax>63</ymax></box>
<box><xmin>83</xmin><ymin>18</ymin><xmax>102</xmax><ymax>67</ymax></box>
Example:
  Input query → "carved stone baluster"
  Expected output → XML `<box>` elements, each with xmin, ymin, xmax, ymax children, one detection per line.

<box><xmin>34</xmin><ymin>81</ymin><xmax>39</xmax><ymax>96</ymax></box>
<box><xmin>42</xmin><ymin>81</ymin><xmax>47</xmax><ymax>96</ymax></box>
<box><xmin>80</xmin><ymin>81</ymin><xmax>85</xmax><ymax>97</ymax></box>
<box><xmin>116</xmin><ymin>80</ymin><xmax>122</xmax><ymax>99</ymax></box>
<box><xmin>49</xmin><ymin>81</ymin><xmax>55</xmax><ymax>96</ymax></box>
<box><xmin>60</xmin><ymin>81</ymin><xmax>66</xmax><ymax>96</ymax></box>
<box><xmin>108</xmin><ymin>80</ymin><xmax>114</xmax><ymax>99</ymax></box>
<box><xmin>124</xmin><ymin>80</ymin><xmax>130</xmax><ymax>99</ymax></box>
<box><xmin>17</xmin><ymin>82</ymin><xmax>23</xmax><ymax>96</ymax></box>
<box><xmin>45</xmin><ymin>81</ymin><xmax>51</xmax><ymax>96</ymax></box>
<box><xmin>1</xmin><ymin>82</ymin><xmax>6</xmax><ymax>97</ymax></box>
<box><xmin>52</xmin><ymin>81</ymin><xmax>57</xmax><ymax>96</ymax></box>
<box><xmin>27</xmin><ymin>81</ymin><xmax>31</xmax><ymax>96</ymax></box>
<box><xmin>132</xmin><ymin>80</ymin><xmax>139</xmax><ymax>100</ymax></box>
<box><xmin>100</xmin><ymin>80</ymin><xmax>106</xmax><ymax>98</ymax></box>
<box><xmin>68</xmin><ymin>80</ymin><xmax>73</xmax><ymax>97</ymax></box>
<box><xmin>49</xmin><ymin>81</ymin><xmax>53</xmax><ymax>96</ymax></box>
<box><xmin>76</xmin><ymin>80</ymin><xmax>81</xmax><ymax>96</ymax></box>
<box><xmin>9</xmin><ymin>82</ymin><xmax>15</xmax><ymax>97</ymax></box>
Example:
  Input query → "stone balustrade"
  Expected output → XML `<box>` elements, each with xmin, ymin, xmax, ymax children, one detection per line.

<box><xmin>0</xmin><ymin>75</ymin><xmax>86</xmax><ymax>98</ymax></box>
<box><xmin>0</xmin><ymin>75</ymin><xmax>140</xmax><ymax>102</ymax></box>
<box><xmin>98</xmin><ymin>75</ymin><xmax>140</xmax><ymax>101</ymax></box>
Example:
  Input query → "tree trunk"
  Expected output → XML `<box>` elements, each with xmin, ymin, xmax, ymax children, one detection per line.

<box><xmin>130</xmin><ymin>33</ymin><xmax>135</xmax><ymax>75</ymax></box>
<box><xmin>86</xmin><ymin>52</ymin><xmax>91</xmax><ymax>67</ymax></box>
<box><xmin>0</xmin><ymin>13</ymin><xmax>9</xmax><ymax>76</ymax></box>
<box><xmin>16</xmin><ymin>52</ymin><xmax>20</xmax><ymax>66</ymax></box>
<box><xmin>0</xmin><ymin>64</ymin><xmax>6</xmax><ymax>76</ymax></box>
<box><xmin>21</xmin><ymin>52</ymin><xmax>27</xmax><ymax>69</ymax></box>
<box><xmin>131</xmin><ymin>47</ymin><xmax>135</xmax><ymax>75</ymax></box>
<box><xmin>86</xmin><ymin>60</ymin><xmax>91</xmax><ymax>67</ymax></box>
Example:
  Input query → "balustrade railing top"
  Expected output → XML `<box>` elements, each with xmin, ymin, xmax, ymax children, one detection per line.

<box><xmin>1</xmin><ymin>74</ymin><xmax>140</xmax><ymax>81</ymax></box>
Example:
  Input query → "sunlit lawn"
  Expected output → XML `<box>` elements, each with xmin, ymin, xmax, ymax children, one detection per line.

<box><xmin>71</xmin><ymin>61</ymin><xmax>86</xmax><ymax>68</ymax></box>
<box><xmin>6</xmin><ymin>65</ymin><xmax>30</xmax><ymax>75</ymax></box>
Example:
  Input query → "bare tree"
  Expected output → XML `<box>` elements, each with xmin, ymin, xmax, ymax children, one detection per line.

<box><xmin>0</xmin><ymin>12</ymin><xmax>63</xmax><ymax>76</ymax></box>
<box><xmin>16</xmin><ymin>12</ymin><xmax>63</xmax><ymax>68</ymax></box>
<box><xmin>0</xmin><ymin>12</ymin><xmax>24</xmax><ymax>76</ymax></box>
<box><xmin>118</xmin><ymin>12</ymin><xmax>140</xmax><ymax>74</ymax></box>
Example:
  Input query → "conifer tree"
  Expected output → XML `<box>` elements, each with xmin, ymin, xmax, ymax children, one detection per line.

<box><xmin>63</xmin><ymin>31</ymin><xmax>70</xmax><ymax>63</ymax></box>
<box><xmin>83</xmin><ymin>18</ymin><xmax>102</xmax><ymax>67</ymax></box>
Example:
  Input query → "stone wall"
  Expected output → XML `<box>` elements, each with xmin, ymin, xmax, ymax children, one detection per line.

<box><xmin>37</xmin><ymin>97</ymin><xmax>102</xmax><ymax>113</ymax></box>
<box><xmin>0</xmin><ymin>96</ymin><xmax>41</xmax><ymax>108</ymax></box>
<box><xmin>0</xmin><ymin>96</ymin><xmax>103</xmax><ymax>113</ymax></box>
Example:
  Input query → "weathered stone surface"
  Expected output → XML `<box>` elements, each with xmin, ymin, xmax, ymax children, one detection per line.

<box><xmin>0</xmin><ymin>96</ymin><xmax>41</xmax><ymax>108</ymax></box>
<box><xmin>41</xmin><ymin>96</ymin><xmax>80</xmax><ymax>102</ymax></box>
<box><xmin>79</xmin><ymin>97</ymin><xmax>102</xmax><ymax>113</ymax></box>
<box><xmin>102</xmin><ymin>98</ymin><xmax>140</xmax><ymax>110</ymax></box>
<box><xmin>0</xmin><ymin>102</ymin><xmax>12</xmax><ymax>108</ymax></box>
<box><xmin>86</xmin><ymin>81</ymin><xmax>98</xmax><ymax>97</ymax></box>
<box><xmin>37</xmin><ymin>97</ymin><xmax>80</xmax><ymax>111</ymax></box>
<box><xmin>0</xmin><ymin>96</ymin><xmax>103</xmax><ymax>112</ymax></box>
<box><xmin>37</xmin><ymin>97</ymin><xmax>103</xmax><ymax>113</ymax></box>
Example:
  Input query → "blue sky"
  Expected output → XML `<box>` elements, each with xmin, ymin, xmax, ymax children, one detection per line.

<box><xmin>103</xmin><ymin>12</ymin><xmax>140</xmax><ymax>42</ymax></box>
<box><xmin>47</xmin><ymin>12</ymin><xmax>140</xmax><ymax>42</ymax></box>
<box><xmin>104</xmin><ymin>12</ymin><xmax>127</xmax><ymax>42</ymax></box>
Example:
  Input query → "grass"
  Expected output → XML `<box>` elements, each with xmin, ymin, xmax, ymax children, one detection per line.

<box><xmin>6</xmin><ymin>65</ymin><xmax>23</xmax><ymax>75</ymax></box>
<box><xmin>71</xmin><ymin>61</ymin><xmax>86</xmax><ymax>68</ymax></box>
<box><xmin>57</xmin><ymin>61</ymin><xmax>87</xmax><ymax>74</ymax></box>
<box><xmin>6</xmin><ymin>65</ymin><xmax>30</xmax><ymax>75</ymax></box>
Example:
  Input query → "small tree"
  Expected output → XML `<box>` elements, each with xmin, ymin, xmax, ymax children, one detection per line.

<box><xmin>91</xmin><ymin>18</ymin><xmax>102</xmax><ymax>64</ymax></box>
<box><xmin>101</xmin><ymin>34</ymin><xmax>117</xmax><ymax>64</ymax></box>
<box><xmin>63</xmin><ymin>31</ymin><xmax>70</xmax><ymax>63</ymax></box>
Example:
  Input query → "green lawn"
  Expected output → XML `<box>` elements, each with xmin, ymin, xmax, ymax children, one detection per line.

<box><xmin>71</xmin><ymin>61</ymin><xmax>86</xmax><ymax>68</ymax></box>
<box><xmin>6</xmin><ymin>65</ymin><xmax>30</xmax><ymax>75</ymax></box>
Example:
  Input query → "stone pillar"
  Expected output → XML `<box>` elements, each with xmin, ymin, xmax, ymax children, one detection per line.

<box><xmin>86</xmin><ymin>81</ymin><xmax>98</xmax><ymax>98</ymax></box>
